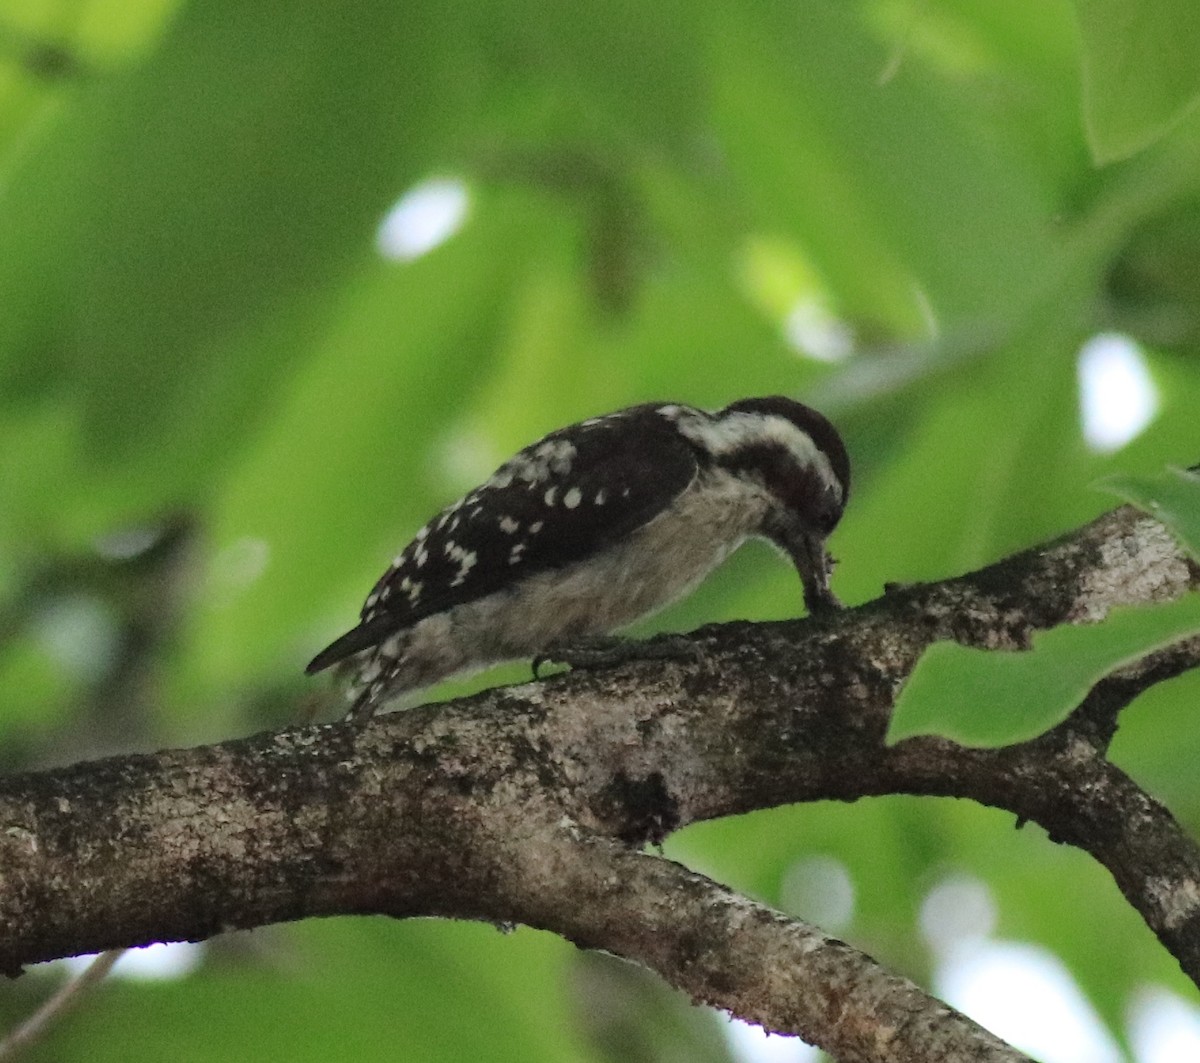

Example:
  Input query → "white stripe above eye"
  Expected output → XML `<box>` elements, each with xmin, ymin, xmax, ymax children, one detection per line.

<box><xmin>675</xmin><ymin>411</ymin><xmax>844</xmax><ymax>502</ymax></box>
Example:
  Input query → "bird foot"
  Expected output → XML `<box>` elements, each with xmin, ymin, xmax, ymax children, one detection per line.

<box><xmin>802</xmin><ymin>579</ymin><xmax>844</xmax><ymax>614</ymax></box>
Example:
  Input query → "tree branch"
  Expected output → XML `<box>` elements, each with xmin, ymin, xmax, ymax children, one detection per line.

<box><xmin>1</xmin><ymin>504</ymin><xmax>1197</xmax><ymax>1062</ymax></box>
<box><xmin>520</xmin><ymin>840</ymin><xmax>1030</xmax><ymax>1062</ymax></box>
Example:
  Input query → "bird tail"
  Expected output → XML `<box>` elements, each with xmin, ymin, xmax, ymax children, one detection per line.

<box><xmin>305</xmin><ymin>614</ymin><xmax>398</xmax><ymax>675</ymax></box>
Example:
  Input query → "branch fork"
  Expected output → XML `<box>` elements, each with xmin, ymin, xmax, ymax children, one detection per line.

<box><xmin>1</xmin><ymin>504</ymin><xmax>1197</xmax><ymax>1063</ymax></box>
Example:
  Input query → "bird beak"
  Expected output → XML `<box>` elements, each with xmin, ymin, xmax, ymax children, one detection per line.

<box><xmin>783</xmin><ymin>531</ymin><xmax>841</xmax><ymax>614</ymax></box>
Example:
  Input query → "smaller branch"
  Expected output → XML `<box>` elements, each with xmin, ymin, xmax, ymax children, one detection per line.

<box><xmin>864</xmin><ymin>512</ymin><xmax>1200</xmax><ymax>981</ymax></box>
<box><xmin>886</xmin><ymin>730</ymin><xmax>1200</xmax><ymax>984</ymax></box>
<box><xmin>1071</xmin><ymin>634</ymin><xmax>1200</xmax><ymax>752</ymax></box>
<box><xmin>0</xmin><ymin>949</ymin><xmax>124</xmax><ymax>1061</ymax></box>
<box><xmin>510</xmin><ymin>835</ymin><xmax>1034</xmax><ymax>1063</ymax></box>
<box><xmin>0</xmin><ymin>501</ymin><xmax>1195</xmax><ymax>1060</ymax></box>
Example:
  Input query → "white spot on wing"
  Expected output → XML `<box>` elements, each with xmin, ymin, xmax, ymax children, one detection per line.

<box><xmin>594</xmin><ymin>489</ymin><xmax>606</xmax><ymax>505</ymax></box>
<box><xmin>529</xmin><ymin>521</ymin><xmax>544</xmax><ymax>534</ymax></box>
<box><xmin>544</xmin><ymin>486</ymin><xmax>557</xmax><ymax>506</ymax></box>
<box><xmin>509</xmin><ymin>542</ymin><xmax>527</xmax><ymax>564</ymax></box>
<box><xmin>499</xmin><ymin>515</ymin><xmax>520</xmax><ymax>534</ymax></box>
<box><xmin>536</xmin><ymin>439</ymin><xmax>576</xmax><ymax>475</ymax></box>
<box><xmin>515</xmin><ymin>458</ymin><xmax>544</xmax><ymax>483</ymax></box>
<box><xmin>564</xmin><ymin>487</ymin><xmax>582</xmax><ymax>509</ymax></box>
<box><xmin>443</xmin><ymin>541</ymin><xmax>478</xmax><ymax>585</ymax></box>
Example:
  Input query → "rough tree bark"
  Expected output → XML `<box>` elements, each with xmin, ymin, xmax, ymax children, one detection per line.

<box><xmin>1</xmin><ymin>504</ymin><xmax>1198</xmax><ymax>1063</ymax></box>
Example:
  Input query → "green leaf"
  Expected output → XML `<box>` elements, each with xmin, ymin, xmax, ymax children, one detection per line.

<box><xmin>1096</xmin><ymin>466</ymin><xmax>1200</xmax><ymax>561</ymax></box>
<box><xmin>1074</xmin><ymin>0</ymin><xmax>1200</xmax><ymax>163</ymax></box>
<box><xmin>887</xmin><ymin>593</ymin><xmax>1200</xmax><ymax>746</ymax></box>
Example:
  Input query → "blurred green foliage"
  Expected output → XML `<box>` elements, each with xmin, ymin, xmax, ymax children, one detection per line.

<box><xmin>890</xmin><ymin>593</ymin><xmax>1200</xmax><ymax>747</ymax></box>
<box><xmin>1</xmin><ymin>0</ymin><xmax>1199</xmax><ymax>1060</ymax></box>
<box><xmin>1075</xmin><ymin>0</ymin><xmax>1200</xmax><ymax>163</ymax></box>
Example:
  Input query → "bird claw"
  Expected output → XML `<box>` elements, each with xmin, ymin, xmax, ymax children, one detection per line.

<box><xmin>532</xmin><ymin>634</ymin><xmax>701</xmax><ymax>679</ymax></box>
<box><xmin>802</xmin><ymin>576</ymin><xmax>843</xmax><ymax>614</ymax></box>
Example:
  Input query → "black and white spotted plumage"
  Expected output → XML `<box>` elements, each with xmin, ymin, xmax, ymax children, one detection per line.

<box><xmin>307</xmin><ymin>397</ymin><xmax>850</xmax><ymax>719</ymax></box>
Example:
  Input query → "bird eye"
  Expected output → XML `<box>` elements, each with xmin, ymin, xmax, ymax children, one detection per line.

<box><xmin>810</xmin><ymin>489</ymin><xmax>842</xmax><ymax>534</ymax></box>
<box><xmin>827</xmin><ymin>494</ymin><xmax>846</xmax><ymax>531</ymax></box>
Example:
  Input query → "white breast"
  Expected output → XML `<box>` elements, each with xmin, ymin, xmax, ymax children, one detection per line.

<box><xmin>418</xmin><ymin>468</ymin><xmax>773</xmax><ymax>667</ymax></box>
<box><xmin>363</xmin><ymin>469</ymin><xmax>776</xmax><ymax>703</ymax></box>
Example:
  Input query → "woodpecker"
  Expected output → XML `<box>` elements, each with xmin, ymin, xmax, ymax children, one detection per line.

<box><xmin>307</xmin><ymin>396</ymin><xmax>850</xmax><ymax>720</ymax></box>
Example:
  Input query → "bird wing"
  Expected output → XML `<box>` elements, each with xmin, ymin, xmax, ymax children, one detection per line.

<box><xmin>306</xmin><ymin>404</ymin><xmax>702</xmax><ymax>675</ymax></box>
